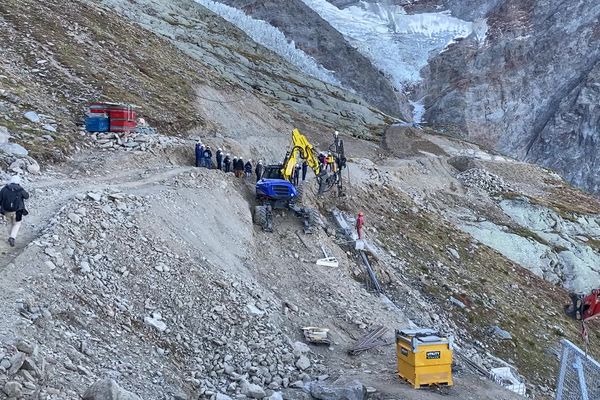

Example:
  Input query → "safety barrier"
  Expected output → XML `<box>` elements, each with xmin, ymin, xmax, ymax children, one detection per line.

<box><xmin>555</xmin><ymin>339</ymin><xmax>600</xmax><ymax>400</ymax></box>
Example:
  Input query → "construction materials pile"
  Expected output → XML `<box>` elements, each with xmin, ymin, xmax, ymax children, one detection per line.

<box><xmin>457</xmin><ymin>168</ymin><xmax>512</xmax><ymax>194</ymax></box>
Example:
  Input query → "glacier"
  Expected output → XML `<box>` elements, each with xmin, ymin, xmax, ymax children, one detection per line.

<box><xmin>300</xmin><ymin>0</ymin><xmax>481</xmax><ymax>89</ymax></box>
<box><xmin>194</xmin><ymin>0</ymin><xmax>342</xmax><ymax>87</ymax></box>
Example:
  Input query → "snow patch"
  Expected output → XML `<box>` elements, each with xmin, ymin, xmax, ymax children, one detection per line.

<box><xmin>194</xmin><ymin>0</ymin><xmax>342</xmax><ymax>86</ymax></box>
<box><xmin>410</xmin><ymin>99</ymin><xmax>425</xmax><ymax>124</ymax></box>
<box><xmin>300</xmin><ymin>0</ymin><xmax>480</xmax><ymax>88</ymax></box>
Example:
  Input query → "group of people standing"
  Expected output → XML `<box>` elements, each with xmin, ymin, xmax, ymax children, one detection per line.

<box><xmin>318</xmin><ymin>151</ymin><xmax>337</xmax><ymax>173</ymax></box>
<box><xmin>195</xmin><ymin>141</ymin><xmax>265</xmax><ymax>181</ymax></box>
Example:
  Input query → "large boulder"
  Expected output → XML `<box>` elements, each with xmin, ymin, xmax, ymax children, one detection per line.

<box><xmin>310</xmin><ymin>379</ymin><xmax>367</xmax><ymax>400</ymax></box>
<box><xmin>83</xmin><ymin>379</ymin><xmax>142</xmax><ymax>400</ymax></box>
<box><xmin>9</xmin><ymin>157</ymin><xmax>40</xmax><ymax>175</ymax></box>
<box><xmin>0</xmin><ymin>143</ymin><xmax>28</xmax><ymax>158</ymax></box>
<box><xmin>241</xmin><ymin>380</ymin><xmax>266</xmax><ymax>399</ymax></box>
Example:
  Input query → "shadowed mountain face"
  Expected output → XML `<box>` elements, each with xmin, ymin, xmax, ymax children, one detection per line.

<box><xmin>423</xmin><ymin>0</ymin><xmax>600</xmax><ymax>193</ymax></box>
<box><xmin>214</xmin><ymin>0</ymin><xmax>413</xmax><ymax>120</ymax></box>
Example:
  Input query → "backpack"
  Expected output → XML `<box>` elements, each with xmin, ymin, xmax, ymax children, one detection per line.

<box><xmin>1</xmin><ymin>187</ymin><xmax>20</xmax><ymax>212</ymax></box>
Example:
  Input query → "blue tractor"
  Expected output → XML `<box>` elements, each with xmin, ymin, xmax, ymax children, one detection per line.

<box><xmin>254</xmin><ymin>163</ymin><xmax>318</xmax><ymax>232</ymax></box>
<box><xmin>253</xmin><ymin>129</ymin><xmax>345</xmax><ymax>233</ymax></box>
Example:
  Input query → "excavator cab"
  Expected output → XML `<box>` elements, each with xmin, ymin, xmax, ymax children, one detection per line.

<box><xmin>255</xmin><ymin>164</ymin><xmax>299</xmax><ymax>204</ymax></box>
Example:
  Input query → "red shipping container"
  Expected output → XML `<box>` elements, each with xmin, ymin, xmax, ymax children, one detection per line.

<box><xmin>87</xmin><ymin>103</ymin><xmax>137</xmax><ymax>132</ymax></box>
<box><xmin>109</xmin><ymin>118</ymin><xmax>137</xmax><ymax>133</ymax></box>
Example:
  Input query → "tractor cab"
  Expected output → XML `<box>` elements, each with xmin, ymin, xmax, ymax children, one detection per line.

<box><xmin>255</xmin><ymin>164</ymin><xmax>299</xmax><ymax>204</ymax></box>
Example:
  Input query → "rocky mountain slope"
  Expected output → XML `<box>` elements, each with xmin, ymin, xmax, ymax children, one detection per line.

<box><xmin>222</xmin><ymin>0</ymin><xmax>598</xmax><ymax>195</ymax></box>
<box><xmin>0</xmin><ymin>0</ymin><xmax>393</xmax><ymax>166</ymax></box>
<box><xmin>207</xmin><ymin>0</ymin><xmax>411</xmax><ymax>120</ymax></box>
<box><xmin>0</xmin><ymin>0</ymin><xmax>600</xmax><ymax>400</ymax></box>
<box><xmin>423</xmin><ymin>0</ymin><xmax>600</xmax><ymax>193</ymax></box>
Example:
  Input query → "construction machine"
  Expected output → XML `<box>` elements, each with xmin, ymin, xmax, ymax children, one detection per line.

<box><xmin>253</xmin><ymin>128</ymin><xmax>345</xmax><ymax>232</ymax></box>
<box><xmin>565</xmin><ymin>289</ymin><xmax>600</xmax><ymax>322</ymax></box>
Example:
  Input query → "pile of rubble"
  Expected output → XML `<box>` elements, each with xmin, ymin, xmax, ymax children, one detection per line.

<box><xmin>457</xmin><ymin>168</ymin><xmax>512</xmax><ymax>194</ymax></box>
<box><xmin>89</xmin><ymin>131</ymin><xmax>184</xmax><ymax>152</ymax></box>
<box><xmin>1</xmin><ymin>189</ymin><xmax>325</xmax><ymax>400</ymax></box>
<box><xmin>0</xmin><ymin>125</ymin><xmax>40</xmax><ymax>177</ymax></box>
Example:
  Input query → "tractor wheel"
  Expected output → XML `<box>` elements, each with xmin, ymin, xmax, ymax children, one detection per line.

<box><xmin>295</xmin><ymin>184</ymin><xmax>304</xmax><ymax>204</ymax></box>
<box><xmin>307</xmin><ymin>208</ymin><xmax>320</xmax><ymax>228</ymax></box>
<box><xmin>253</xmin><ymin>205</ymin><xmax>268</xmax><ymax>228</ymax></box>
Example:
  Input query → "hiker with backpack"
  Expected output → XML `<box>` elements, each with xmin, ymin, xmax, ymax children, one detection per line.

<box><xmin>0</xmin><ymin>176</ymin><xmax>29</xmax><ymax>247</ymax></box>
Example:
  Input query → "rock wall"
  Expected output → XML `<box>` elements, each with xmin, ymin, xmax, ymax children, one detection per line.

<box><xmin>213</xmin><ymin>0</ymin><xmax>412</xmax><ymax>120</ymax></box>
<box><xmin>423</xmin><ymin>0</ymin><xmax>600</xmax><ymax>193</ymax></box>
<box><xmin>327</xmin><ymin>0</ymin><xmax>499</xmax><ymax>20</ymax></box>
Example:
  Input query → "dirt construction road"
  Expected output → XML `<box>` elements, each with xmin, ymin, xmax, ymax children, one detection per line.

<box><xmin>0</xmin><ymin>141</ymin><xmax>529</xmax><ymax>400</ymax></box>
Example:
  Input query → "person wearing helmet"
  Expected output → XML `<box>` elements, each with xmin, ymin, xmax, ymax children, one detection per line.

<box><xmin>255</xmin><ymin>160</ymin><xmax>264</xmax><ymax>182</ymax></box>
<box><xmin>293</xmin><ymin>163</ymin><xmax>301</xmax><ymax>186</ymax></box>
<box><xmin>0</xmin><ymin>175</ymin><xmax>29</xmax><ymax>247</ymax></box>
<box><xmin>195</xmin><ymin>141</ymin><xmax>204</xmax><ymax>168</ymax></box>
<box><xmin>244</xmin><ymin>159</ymin><xmax>253</xmax><ymax>178</ymax></box>
<box><xmin>326</xmin><ymin>151</ymin><xmax>335</xmax><ymax>172</ymax></box>
<box><xmin>232</xmin><ymin>156</ymin><xmax>238</xmax><ymax>175</ymax></box>
<box><xmin>216</xmin><ymin>147</ymin><xmax>224</xmax><ymax>170</ymax></box>
<box><xmin>234</xmin><ymin>157</ymin><xmax>245</xmax><ymax>178</ymax></box>
<box><xmin>356</xmin><ymin>212</ymin><xmax>365</xmax><ymax>240</ymax></box>
<box><xmin>302</xmin><ymin>160</ymin><xmax>308</xmax><ymax>182</ymax></box>
<box><xmin>224</xmin><ymin>153</ymin><xmax>232</xmax><ymax>173</ymax></box>
<box><xmin>203</xmin><ymin>146</ymin><xmax>213</xmax><ymax>169</ymax></box>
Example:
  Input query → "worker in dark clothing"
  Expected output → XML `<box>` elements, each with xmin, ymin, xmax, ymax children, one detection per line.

<box><xmin>195</xmin><ymin>141</ymin><xmax>204</xmax><ymax>167</ymax></box>
<box><xmin>356</xmin><ymin>212</ymin><xmax>365</xmax><ymax>240</ymax></box>
<box><xmin>223</xmin><ymin>154</ymin><xmax>232</xmax><ymax>173</ymax></box>
<box><xmin>302</xmin><ymin>160</ymin><xmax>308</xmax><ymax>181</ymax></box>
<box><xmin>293</xmin><ymin>163</ymin><xmax>300</xmax><ymax>186</ymax></box>
<box><xmin>234</xmin><ymin>157</ymin><xmax>244</xmax><ymax>178</ymax></box>
<box><xmin>255</xmin><ymin>160</ymin><xmax>264</xmax><ymax>182</ymax></box>
<box><xmin>203</xmin><ymin>146</ymin><xmax>213</xmax><ymax>169</ymax></box>
<box><xmin>0</xmin><ymin>176</ymin><xmax>29</xmax><ymax>247</ymax></box>
<box><xmin>216</xmin><ymin>148</ymin><xmax>223</xmax><ymax>170</ymax></box>
<box><xmin>244</xmin><ymin>159</ymin><xmax>253</xmax><ymax>178</ymax></box>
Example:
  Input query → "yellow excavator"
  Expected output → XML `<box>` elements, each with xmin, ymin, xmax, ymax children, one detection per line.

<box><xmin>254</xmin><ymin>128</ymin><xmax>345</xmax><ymax>232</ymax></box>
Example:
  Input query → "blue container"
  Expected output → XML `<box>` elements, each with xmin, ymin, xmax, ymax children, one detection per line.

<box><xmin>85</xmin><ymin>116</ymin><xmax>109</xmax><ymax>133</ymax></box>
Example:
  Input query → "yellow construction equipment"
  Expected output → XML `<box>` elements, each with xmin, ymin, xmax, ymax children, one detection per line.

<box><xmin>395</xmin><ymin>328</ymin><xmax>453</xmax><ymax>389</ymax></box>
<box><xmin>281</xmin><ymin>128</ymin><xmax>322</xmax><ymax>182</ymax></box>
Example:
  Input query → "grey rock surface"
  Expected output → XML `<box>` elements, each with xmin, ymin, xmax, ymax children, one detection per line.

<box><xmin>310</xmin><ymin>379</ymin><xmax>366</xmax><ymax>400</ymax></box>
<box><xmin>83</xmin><ymin>379</ymin><xmax>143</xmax><ymax>400</ymax></box>
<box><xmin>423</xmin><ymin>0</ymin><xmax>600</xmax><ymax>193</ymax></box>
<box><xmin>213</xmin><ymin>0</ymin><xmax>411</xmax><ymax>120</ymax></box>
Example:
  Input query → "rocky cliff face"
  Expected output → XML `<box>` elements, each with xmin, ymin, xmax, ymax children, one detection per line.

<box><xmin>328</xmin><ymin>0</ymin><xmax>498</xmax><ymax>20</ymax></box>
<box><xmin>403</xmin><ymin>0</ymin><xmax>500</xmax><ymax>20</ymax></box>
<box><xmin>423</xmin><ymin>0</ymin><xmax>600</xmax><ymax>193</ymax></box>
<box><xmin>213</xmin><ymin>0</ymin><xmax>412</xmax><ymax>120</ymax></box>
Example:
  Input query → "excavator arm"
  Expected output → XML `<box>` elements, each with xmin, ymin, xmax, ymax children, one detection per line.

<box><xmin>281</xmin><ymin>128</ymin><xmax>321</xmax><ymax>181</ymax></box>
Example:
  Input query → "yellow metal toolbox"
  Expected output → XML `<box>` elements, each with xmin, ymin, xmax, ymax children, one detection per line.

<box><xmin>396</xmin><ymin>328</ymin><xmax>453</xmax><ymax>389</ymax></box>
